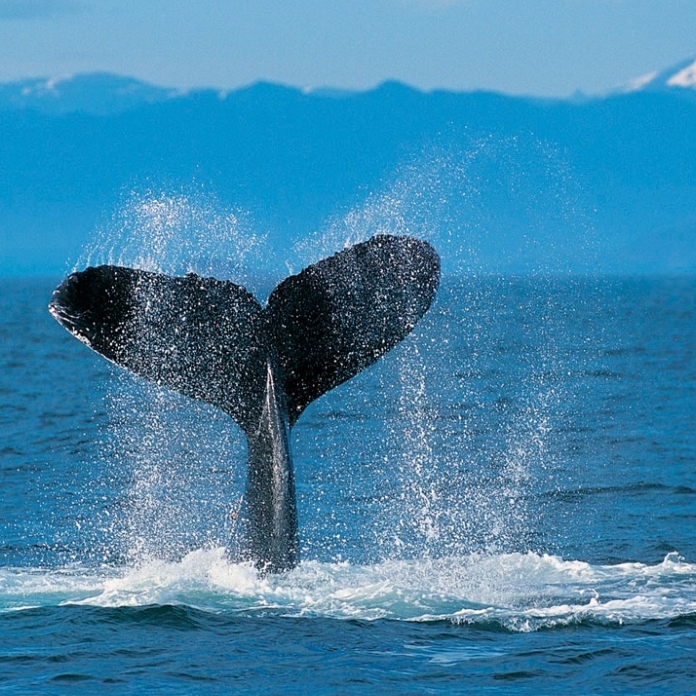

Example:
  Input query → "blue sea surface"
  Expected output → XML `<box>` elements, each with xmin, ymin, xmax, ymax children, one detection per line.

<box><xmin>1</xmin><ymin>271</ymin><xmax>695</xmax><ymax>694</ymax></box>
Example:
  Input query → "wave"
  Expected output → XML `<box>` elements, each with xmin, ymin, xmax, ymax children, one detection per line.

<box><xmin>1</xmin><ymin>550</ymin><xmax>695</xmax><ymax>631</ymax></box>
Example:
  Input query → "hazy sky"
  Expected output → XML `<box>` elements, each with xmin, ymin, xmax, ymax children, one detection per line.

<box><xmin>1</xmin><ymin>0</ymin><xmax>695</xmax><ymax>96</ymax></box>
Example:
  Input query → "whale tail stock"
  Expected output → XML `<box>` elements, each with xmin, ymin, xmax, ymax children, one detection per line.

<box><xmin>49</xmin><ymin>234</ymin><xmax>440</xmax><ymax>571</ymax></box>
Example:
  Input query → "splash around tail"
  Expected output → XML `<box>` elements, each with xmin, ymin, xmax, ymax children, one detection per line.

<box><xmin>49</xmin><ymin>235</ymin><xmax>440</xmax><ymax>573</ymax></box>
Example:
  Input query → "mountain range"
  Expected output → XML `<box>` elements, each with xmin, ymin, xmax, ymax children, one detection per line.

<box><xmin>1</xmin><ymin>60</ymin><xmax>695</xmax><ymax>275</ymax></box>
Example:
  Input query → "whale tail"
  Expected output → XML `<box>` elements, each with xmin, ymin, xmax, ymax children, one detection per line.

<box><xmin>49</xmin><ymin>235</ymin><xmax>440</xmax><ymax>432</ymax></box>
<box><xmin>50</xmin><ymin>234</ymin><xmax>440</xmax><ymax>573</ymax></box>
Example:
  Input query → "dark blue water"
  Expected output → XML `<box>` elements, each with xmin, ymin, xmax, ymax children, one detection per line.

<box><xmin>1</xmin><ymin>270</ymin><xmax>695</xmax><ymax>694</ymax></box>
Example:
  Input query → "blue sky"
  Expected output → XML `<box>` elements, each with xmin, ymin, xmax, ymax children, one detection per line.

<box><xmin>0</xmin><ymin>0</ymin><xmax>695</xmax><ymax>96</ymax></box>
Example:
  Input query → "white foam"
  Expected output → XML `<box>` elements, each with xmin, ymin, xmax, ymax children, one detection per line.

<box><xmin>2</xmin><ymin>550</ymin><xmax>694</xmax><ymax>630</ymax></box>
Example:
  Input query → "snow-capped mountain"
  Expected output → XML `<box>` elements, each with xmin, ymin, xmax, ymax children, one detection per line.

<box><xmin>1</xmin><ymin>64</ymin><xmax>695</xmax><ymax>275</ymax></box>
<box><xmin>621</xmin><ymin>57</ymin><xmax>696</xmax><ymax>95</ymax></box>
<box><xmin>0</xmin><ymin>72</ymin><xmax>181</xmax><ymax>115</ymax></box>
<box><xmin>3</xmin><ymin>57</ymin><xmax>696</xmax><ymax>117</ymax></box>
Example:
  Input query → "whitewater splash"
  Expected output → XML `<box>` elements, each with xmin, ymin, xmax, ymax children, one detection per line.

<box><xmin>44</xmin><ymin>166</ymin><xmax>624</xmax><ymax>588</ymax></box>
<box><xmin>49</xmin><ymin>178</ymin><xmax>583</xmax><ymax>571</ymax></box>
<box><xmin>2</xmin><ymin>551</ymin><xmax>694</xmax><ymax>631</ymax></box>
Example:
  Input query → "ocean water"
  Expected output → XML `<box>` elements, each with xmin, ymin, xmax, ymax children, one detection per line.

<box><xmin>1</xmin><ymin>271</ymin><xmax>695</xmax><ymax>694</ymax></box>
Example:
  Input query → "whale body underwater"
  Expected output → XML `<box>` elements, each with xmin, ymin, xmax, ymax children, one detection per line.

<box><xmin>49</xmin><ymin>235</ymin><xmax>440</xmax><ymax>573</ymax></box>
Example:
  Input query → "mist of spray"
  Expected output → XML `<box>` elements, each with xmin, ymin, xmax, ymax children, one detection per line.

<box><xmin>76</xmin><ymin>134</ymin><xmax>588</xmax><ymax>565</ymax></box>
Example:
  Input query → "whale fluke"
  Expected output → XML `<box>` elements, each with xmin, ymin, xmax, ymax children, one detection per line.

<box><xmin>49</xmin><ymin>234</ymin><xmax>440</xmax><ymax>572</ymax></box>
<box><xmin>268</xmin><ymin>235</ymin><xmax>440</xmax><ymax>424</ymax></box>
<box><xmin>50</xmin><ymin>264</ymin><xmax>269</xmax><ymax>433</ymax></box>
